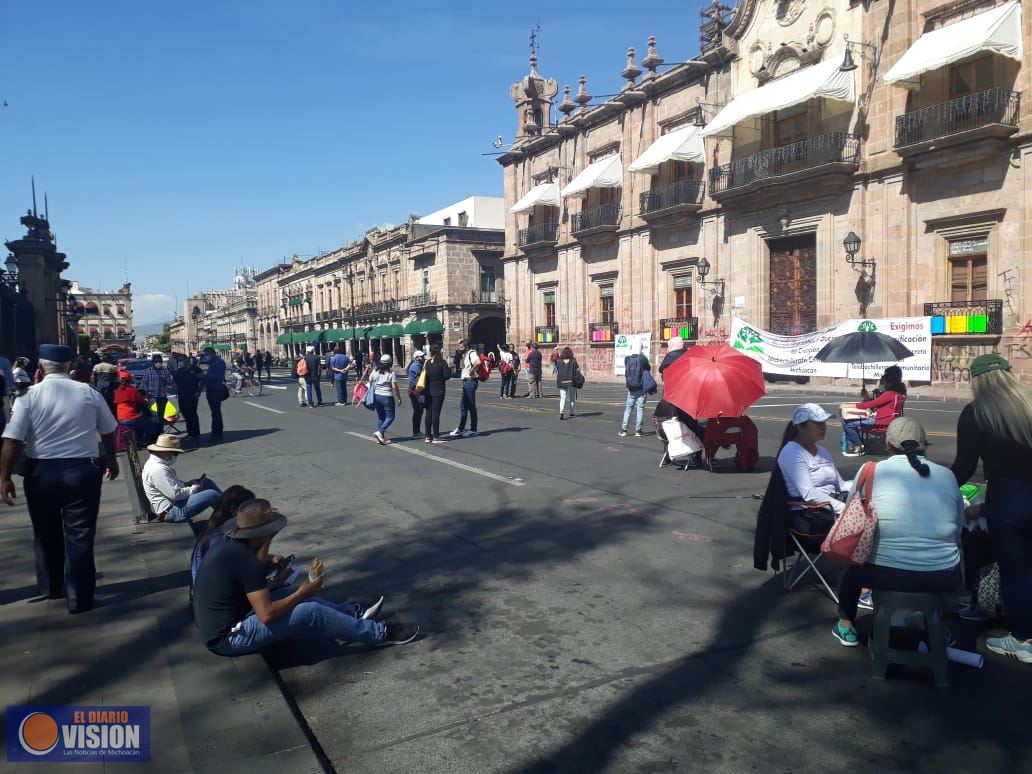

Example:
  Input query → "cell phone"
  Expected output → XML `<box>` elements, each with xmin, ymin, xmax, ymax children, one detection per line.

<box><xmin>278</xmin><ymin>554</ymin><xmax>295</xmax><ymax>570</ymax></box>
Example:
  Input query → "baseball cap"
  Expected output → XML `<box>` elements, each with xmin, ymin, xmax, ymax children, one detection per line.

<box><xmin>970</xmin><ymin>353</ymin><xmax>1011</xmax><ymax>379</ymax></box>
<box><xmin>379</xmin><ymin>354</ymin><xmax>392</xmax><ymax>364</ymax></box>
<box><xmin>412</xmin><ymin>349</ymin><xmax>425</xmax><ymax>358</ymax></box>
<box><xmin>885</xmin><ymin>416</ymin><xmax>927</xmax><ymax>452</ymax></box>
<box><xmin>791</xmin><ymin>403</ymin><xmax>832</xmax><ymax>425</ymax></box>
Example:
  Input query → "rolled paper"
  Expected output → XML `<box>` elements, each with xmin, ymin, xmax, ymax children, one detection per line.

<box><xmin>918</xmin><ymin>642</ymin><xmax>984</xmax><ymax>668</ymax></box>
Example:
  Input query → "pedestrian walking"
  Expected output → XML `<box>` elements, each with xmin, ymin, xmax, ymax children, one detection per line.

<box><xmin>507</xmin><ymin>343</ymin><xmax>521</xmax><ymax>398</ymax></box>
<box><xmin>172</xmin><ymin>358</ymin><xmax>203</xmax><ymax>439</ymax></box>
<box><xmin>293</xmin><ymin>354</ymin><xmax>308</xmax><ymax>406</ymax></box>
<box><xmin>549</xmin><ymin>345</ymin><xmax>560</xmax><ymax>376</ymax></box>
<box><xmin>451</xmin><ymin>339</ymin><xmax>481</xmax><ymax>438</ymax></box>
<box><xmin>368</xmin><ymin>354</ymin><xmax>402</xmax><ymax>444</ymax></box>
<box><xmin>0</xmin><ymin>344</ymin><xmax>119</xmax><ymax>614</ymax></box>
<box><xmin>329</xmin><ymin>345</ymin><xmax>351</xmax><ymax>406</ymax></box>
<box><xmin>555</xmin><ymin>346</ymin><xmax>583</xmax><ymax>420</ymax></box>
<box><xmin>201</xmin><ymin>347</ymin><xmax>227</xmax><ymax>443</ymax></box>
<box><xmin>423</xmin><ymin>345</ymin><xmax>450</xmax><ymax>443</ymax></box>
<box><xmin>620</xmin><ymin>341</ymin><xmax>653</xmax><ymax>437</ymax></box>
<box><xmin>142</xmin><ymin>354</ymin><xmax>175</xmax><ymax>421</ymax></box>
<box><xmin>91</xmin><ymin>356</ymin><xmax>119</xmax><ymax>416</ymax></box>
<box><xmin>499</xmin><ymin>343</ymin><xmax>515</xmax><ymax>399</ymax></box>
<box><xmin>407</xmin><ymin>349</ymin><xmax>426</xmax><ymax>436</ymax></box>
<box><xmin>263</xmin><ymin>351</ymin><xmax>273</xmax><ymax>380</ymax></box>
<box><xmin>525</xmin><ymin>343</ymin><xmax>543</xmax><ymax>399</ymax></box>
<box><xmin>303</xmin><ymin>346</ymin><xmax>323</xmax><ymax>407</ymax></box>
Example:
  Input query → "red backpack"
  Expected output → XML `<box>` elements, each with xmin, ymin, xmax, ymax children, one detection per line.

<box><xmin>476</xmin><ymin>356</ymin><xmax>491</xmax><ymax>382</ymax></box>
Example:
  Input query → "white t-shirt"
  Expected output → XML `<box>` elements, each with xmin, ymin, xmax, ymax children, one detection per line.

<box><xmin>500</xmin><ymin>351</ymin><xmax>514</xmax><ymax>365</ymax></box>
<box><xmin>370</xmin><ymin>370</ymin><xmax>396</xmax><ymax>396</ymax></box>
<box><xmin>460</xmin><ymin>350</ymin><xmax>481</xmax><ymax>380</ymax></box>
<box><xmin>2</xmin><ymin>374</ymin><xmax>117</xmax><ymax>458</ymax></box>
<box><xmin>777</xmin><ymin>441</ymin><xmax>847</xmax><ymax>515</ymax></box>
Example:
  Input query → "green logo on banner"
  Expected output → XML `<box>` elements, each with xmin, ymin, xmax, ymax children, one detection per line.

<box><xmin>616</xmin><ymin>335</ymin><xmax>628</xmax><ymax>346</ymax></box>
<box><xmin>857</xmin><ymin>320</ymin><xmax>877</xmax><ymax>332</ymax></box>
<box><xmin>733</xmin><ymin>326</ymin><xmax>765</xmax><ymax>354</ymax></box>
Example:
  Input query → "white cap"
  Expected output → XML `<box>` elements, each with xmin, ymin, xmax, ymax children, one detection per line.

<box><xmin>668</xmin><ymin>336</ymin><xmax>683</xmax><ymax>351</ymax></box>
<box><xmin>306</xmin><ymin>346</ymin><xmax>315</xmax><ymax>353</ymax></box>
<box><xmin>379</xmin><ymin>354</ymin><xmax>392</xmax><ymax>364</ymax></box>
<box><xmin>792</xmin><ymin>403</ymin><xmax>832</xmax><ymax>425</ymax></box>
<box><xmin>412</xmin><ymin>349</ymin><xmax>426</xmax><ymax>358</ymax></box>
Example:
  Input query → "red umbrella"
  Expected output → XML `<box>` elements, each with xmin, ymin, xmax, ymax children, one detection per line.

<box><xmin>662</xmin><ymin>343</ymin><xmax>766</xmax><ymax>419</ymax></box>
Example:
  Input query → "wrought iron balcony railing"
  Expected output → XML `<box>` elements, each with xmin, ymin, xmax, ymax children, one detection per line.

<box><xmin>571</xmin><ymin>203</ymin><xmax>621</xmax><ymax>235</ymax></box>
<box><xmin>923</xmin><ymin>299</ymin><xmax>1003</xmax><ymax>335</ymax></box>
<box><xmin>471</xmin><ymin>290</ymin><xmax>504</xmax><ymax>305</ymax></box>
<box><xmin>407</xmin><ymin>292</ymin><xmax>437</xmax><ymax>309</ymax></box>
<box><xmin>659</xmin><ymin>317</ymin><xmax>699</xmax><ymax>342</ymax></box>
<box><xmin>518</xmin><ymin>221</ymin><xmax>559</xmax><ymax>247</ymax></box>
<box><xmin>709</xmin><ymin>132</ymin><xmax>861</xmax><ymax>194</ymax></box>
<box><xmin>639</xmin><ymin>180</ymin><xmax>704</xmax><ymax>215</ymax></box>
<box><xmin>896</xmin><ymin>88</ymin><xmax>1020</xmax><ymax>148</ymax></box>
<box><xmin>534</xmin><ymin>325</ymin><xmax>559</xmax><ymax>345</ymax></box>
<box><xmin>589</xmin><ymin>321</ymin><xmax>619</xmax><ymax>343</ymax></box>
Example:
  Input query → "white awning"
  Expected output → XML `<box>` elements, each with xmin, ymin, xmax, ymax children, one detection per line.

<box><xmin>883</xmin><ymin>2</ymin><xmax>1022</xmax><ymax>87</ymax></box>
<box><xmin>560</xmin><ymin>155</ymin><xmax>623</xmax><ymax>198</ymax></box>
<box><xmin>509</xmin><ymin>182</ymin><xmax>560</xmax><ymax>213</ymax></box>
<box><xmin>628</xmin><ymin>125</ymin><xmax>705</xmax><ymax>174</ymax></box>
<box><xmin>699</xmin><ymin>58</ymin><xmax>855</xmax><ymax>137</ymax></box>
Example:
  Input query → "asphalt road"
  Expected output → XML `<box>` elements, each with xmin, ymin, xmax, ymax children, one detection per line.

<box><xmin>179</xmin><ymin>371</ymin><xmax>1030</xmax><ymax>773</ymax></box>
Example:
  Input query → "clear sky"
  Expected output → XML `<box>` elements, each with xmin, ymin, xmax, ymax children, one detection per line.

<box><xmin>1</xmin><ymin>1</ymin><xmax>710</xmax><ymax>324</ymax></box>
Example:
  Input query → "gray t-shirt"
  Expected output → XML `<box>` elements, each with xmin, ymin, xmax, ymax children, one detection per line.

<box><xmin>370</xmin><ymin>370</ymin><xmax>396</xmax><ymax>396</ymax></box>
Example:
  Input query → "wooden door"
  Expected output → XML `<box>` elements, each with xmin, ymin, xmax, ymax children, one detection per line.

<box><xmin>768</xmin><ymin>236</ymin><xmax>817</xmax><ymax>336</ymax></box>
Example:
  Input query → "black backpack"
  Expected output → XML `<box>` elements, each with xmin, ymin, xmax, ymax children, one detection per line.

<box><xmin>624</xmin><ymin>355</ymin><xmax>644</xmax><ymax>391</ymax></box>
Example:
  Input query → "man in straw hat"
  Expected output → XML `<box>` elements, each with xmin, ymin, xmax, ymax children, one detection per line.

<box><xmin>193</xmin><ymin>498</ymin><xmax>419</xmax><ymax>655</ymax></box>
<box><xmin>142</xmin><ymin>434</ymin><xmax>222</xmax><ymax>522</ymax></box>
<box><xmin>1</xmin><ymin>344</ymin><xmax>119</xmax><ymax>614</ymax></box>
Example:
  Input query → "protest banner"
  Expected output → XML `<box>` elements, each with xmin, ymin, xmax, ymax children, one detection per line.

<box><xmin>614</xmin><ymin>332</ymin><xmax>652</xmax><ymax>375</ymax></box>
<box><xmin>728</xmin><ymin>317</ymin><xmax>932</xmax><ymax>381</ymax></box>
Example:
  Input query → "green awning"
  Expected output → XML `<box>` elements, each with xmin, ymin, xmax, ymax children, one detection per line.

<box><xmin>288</xmin><ymin>297</ymin><xmax>303</xmax><ymax>307</ymax></box>
<box><xmin>323</xmin><ymin>328</ymin><xmax>345</xmax><ymax>341</ymax></box>
<box><xmin>197</xmin><ymin>342</ymin><xmax>211</xmax><ymax>350</ymax></box>
<box><xmin>380</xmin><ymin>323</ymin><xmax>404</xmax><ymax>337</ymax></box>
<box><xmin>275</xmin><ymin>333</ymin><xmax>294</xmax><ymax>345</ymax></box>
<box><xmin>299</xmin><ymin>330</ymin><xmax>325</xmax><ymax>343</ymax></box>
<box><xmin>404</xmin><ymin>317</ymin><xmax>444</xmax><ymax>335</ymax></box>
<box><xmin>366</xmin><ymin>325</ymin><xmax>384</xmax><ymax>338</ymax></box>
<box><xmin>213</xmin><ymin>343</ymin><xmax>232</xmax><ymax>352</ymax></box>
<box><xmin>339</xmin><ymin>327</ymin><xmax>356</xmax><ymax>339</ymax></box>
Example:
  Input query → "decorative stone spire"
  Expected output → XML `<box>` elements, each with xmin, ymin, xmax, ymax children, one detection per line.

<box><xmin>558</xmin><ymin>84</ymin><xmax>576</xmax><ymax>117</ymax></box>
<box><xmin>574</xmin><ymin>75</ymin><xmax>592</xmax><ymax>111</ymax></box>
<box><xmin>642</xmin><ymin>36</ymin><xmax>664</xmax><ymax>76</ymax></box>
<box><xmin>621</xmin><ymin>47</ymin><xmax>642</xmax><ymax>87</ymax></box>
<box><xmin>509</xmin><ymin>51</ymin><xmax>559</xmax><ymax>138</ymax></box>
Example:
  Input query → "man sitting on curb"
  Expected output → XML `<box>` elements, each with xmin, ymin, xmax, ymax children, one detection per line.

<box><xmin>142</xmin><ymin>434</ymin><xmax>223</xmax><ymax>522</ymax></box>
<box><xmin>193</xmin><ymin>499</ymin><xmax>419</xmax><ymax>655</ymax></box>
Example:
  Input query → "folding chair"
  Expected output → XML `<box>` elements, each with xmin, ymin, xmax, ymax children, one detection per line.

<box><xmin>781</xmin><ymin>503</ymin><xmax>840</xmax><ymax>604</ymax></box>
<box><xmin>702</xmin><ymin>416</ymin><xmax>759</xmax><ymax>472</ymax></box>
<box><xmin>161</xmin><ymin>398</ymin><xmax>185</xmax><ymax>435</ymax></box>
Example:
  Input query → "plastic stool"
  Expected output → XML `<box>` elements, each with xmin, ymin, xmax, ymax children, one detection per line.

<box><xmin>869</xmin><ymin>590</ymin><xmax>948</xmax><ymax>687</ymax></box>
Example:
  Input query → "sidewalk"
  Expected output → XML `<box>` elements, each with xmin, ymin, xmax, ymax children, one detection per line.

<box><xmin>0</xmin><ymin>472</ymin><xmax>324</xmax><ymax>773</ymax></box>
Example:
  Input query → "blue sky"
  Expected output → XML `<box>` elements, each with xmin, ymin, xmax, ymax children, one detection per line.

<box><xmin>1</xmin><ymin>1</ymin><xmax>709</xmax><ymax>323</ymax></box>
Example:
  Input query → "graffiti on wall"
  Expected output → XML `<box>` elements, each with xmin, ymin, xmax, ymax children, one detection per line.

<box><xmin>586</xmin><ymin>347</ymin><xmax>613</xmax><ymax>375</ymax></box>
<box><xmin>999</xmin><ymin>266</ymin><xmax>1022</xmax><ymax>328</ymax></box>
<box><xmin>932</xmin><ymin>342</ymin><xmax>997</xmax><ymax>384</ymax></box>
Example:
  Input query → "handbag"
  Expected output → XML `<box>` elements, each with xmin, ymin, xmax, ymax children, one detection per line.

<box><xmin>363</xmin><ymin>379</ymin><xmax>376</xmax><ymax>410</ymax></box>
<box><xmin>662</xmin><ymin>418</ymin><xmax>702</xmax><ymax>459</ymax></box>
<box><xmin>820</xmin><ymin>461</ymin><xmax>878</xmax><ymax>566</ymax></box>
<box><xmin>571</xmin><ymin>367</ymin><xmax>585</xmax><ymax>389</ymax></box>
<box><xmin>642</xmin><ymin>370</ymin><xmax>658</xmax><ymax>396</ymax></box>
<box><xmin>415</xmin><ymin>365</ymin><xmax>427</xmax><ymax>394</ymax></box>
<box><xmin>352</xmin><ymin>381</ymin><xmax>368</xmax><ymax>406</ymax></box>
<box><xmin>975</xmin><ymin>563</ymin><xmax>1002</xmax><ymax>616</ymax></box>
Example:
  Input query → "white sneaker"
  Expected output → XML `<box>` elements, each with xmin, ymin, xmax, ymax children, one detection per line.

<box><xmin>449</xmin><ymin>429</ymin><xmax>462</xmax><ymax>437</ymax></box>
<box><xmin>461</xmin><ymin>430</ymin><xmax>477</xmax><ymax>438</ymax></box>
<box><xmin>986</xmin><ymin>634</ymin><xmax>1032</xmax><ymax>663</ymax></box>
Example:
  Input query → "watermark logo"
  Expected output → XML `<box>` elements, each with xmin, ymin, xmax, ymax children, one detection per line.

<box><xmin>7</xmin><ymin>706</ymin><xmax>150</xmax><ymax>763</ymax></box>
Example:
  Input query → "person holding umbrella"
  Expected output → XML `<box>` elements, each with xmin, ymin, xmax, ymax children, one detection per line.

<box><xmin>840</xmin><ymin>365</ymin><xmax>908</xmax><ymax>456</ymax></box>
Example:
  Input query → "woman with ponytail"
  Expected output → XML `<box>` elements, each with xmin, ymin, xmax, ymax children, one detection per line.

<box><xmin>832</xmin><ymin>417</ymin><xmax>964</xmax><ymax>647</ymax></box>
<box><xmin>951</xmin><ymin>354</ymin><xmax>1032</xmax><ymax>663</ymax></box>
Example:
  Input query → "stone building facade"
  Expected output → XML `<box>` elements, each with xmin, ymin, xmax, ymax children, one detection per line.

<box><xmin>257</xmin><ymin>198</ymin><xmax>506</xmax><ymax>363</ymax></box>
<box><xmin>70</xmin><ymin>281</ymin><xmax>134</xmax><ymax>351</ymax></box>
<box><xmin>498</xmin><ymin>0</ymin><xmax>1032</xmax><ymax>386</ymax></box>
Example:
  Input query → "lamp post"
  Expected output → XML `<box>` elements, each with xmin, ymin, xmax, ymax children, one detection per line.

<box><xmin>843</xmin><ymin>231</ymin><xmax>875</xmax><ymax>269</ymax></box>
<box><xmin>696</xmin><ymin>257</ymin><xmax>725</xmax><ymax>296</ymax></box>
<box><xmin>346</xmin><ymin>270</ymin><xmax>357</xmax><ymax>361</ymax></box>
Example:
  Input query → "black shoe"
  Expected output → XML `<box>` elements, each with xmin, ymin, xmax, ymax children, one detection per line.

<box><xmin>360</xmin><ymin>596</ymin><xmax>384</xmax><ymax>620</ymax></box>
<box><xmin>379</xmin><ymin>621</ymin><xmax>419</xmax><ymax>645</ymax></box>
<box><xmin>559</xmin><ymin>414</ymin><xmax>565</xmax><ymax>421</ymax></box>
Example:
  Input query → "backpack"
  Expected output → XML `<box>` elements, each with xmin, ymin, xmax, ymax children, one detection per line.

<box><xmin>474</xmin><ymin>353</ymin><xmax>491</xmax><ymax>382</ymax></box>
<box><xmin>624</xmin><ymin>355</ymin><xmax>644</xmax><ymax>391</ymax></box>
<box><xmin>296</xmin><ymin>358</ymin><xmax>309</xmax><ymax>377</ymax></box>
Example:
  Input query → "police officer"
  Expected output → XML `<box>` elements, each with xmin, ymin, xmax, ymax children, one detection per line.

<box><xmin>0</xmin><ymin>344</ymin><xmax>119</xmax><ymax>613</ymax></box>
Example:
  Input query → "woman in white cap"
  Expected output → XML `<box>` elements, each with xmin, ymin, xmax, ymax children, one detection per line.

<box><xmin>368</xmin><ymin>354</ymin><xmax>401</xmax><ymax>444</ymax></box>
<box><xmin>777</xmin><ymin>403</ymin><xmax>847</xmax><ymax>516</ymax></box>
<box><xmin>832</xmin><ymin>417</ymin><xmax>964</xmax><ymax>647</ymax></box>
<box><xmin>406</xmin><ymin>349</ymin><xmax>426</xmax><ymax>437</ymax></box>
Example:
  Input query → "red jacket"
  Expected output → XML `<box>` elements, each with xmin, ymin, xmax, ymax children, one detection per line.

<box><xmin>857</xmin><ymin>389</ymin><xmax>906</xmax><ymax>432</ymax></box>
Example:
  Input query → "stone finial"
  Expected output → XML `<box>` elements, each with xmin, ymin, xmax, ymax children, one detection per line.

<box><xmin>642</xmin><ymin>36</ymin><xmax>664</xmax><ymax>74</ymax></box>
<box><xmin>529</xmin><ymin>51</ymin><xmax>540</xmax><ymax>78</ymax></box>
<box><xmin>621</xmin><ymin>47</ymin><xmax>642</xmax><ymax>85</ymax></box>
<box><xmin>574</xmin><ymin>75</ymin><xmax>592</xmax><ymax>110</ymax></box>
<box><xmin>558</xmin><ymin>84</ymin><xmax>576</xmax><ymax>116</ymax></box>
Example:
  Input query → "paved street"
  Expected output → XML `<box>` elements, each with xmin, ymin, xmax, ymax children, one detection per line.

<box><xmin>164</xmin><ymin>370</ymin><xmax>1031</xmax><ymax>773</ymax></box>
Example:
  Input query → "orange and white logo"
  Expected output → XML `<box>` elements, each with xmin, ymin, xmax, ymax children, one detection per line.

<box><xmin>18</xmin><ymin>711</ymin><xmax>60</xmax><ymax>756</ymax></box>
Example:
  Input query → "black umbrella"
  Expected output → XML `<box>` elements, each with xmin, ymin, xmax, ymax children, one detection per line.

<box><xmin>815</xmin><ymin>330</ymin><xmax>914</xmax><ymax>388</ymax></box>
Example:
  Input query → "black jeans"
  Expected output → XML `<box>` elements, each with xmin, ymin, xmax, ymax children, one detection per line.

<box><xmin>179</xmin><ymin>394</ymin><xmax>200</xmax><ymax>437</ymax></box>
<box><xmin>458</xmin><ymin>379</ymin><xmax>478</xmax><ymax>431</ymax></box>
<box><xmin>205</xmin><ymin>388</ymin><xmax>224</xmax><ymax>438</ymax></box>
<box><xmin>838</xmin><ymin>563</ymin><xmax>960</xmax><ymax>622</ymax></box>
<box><xmin>424</xmin><ymin>388</ymin><xmax>445</xmax><ymax>438</ymax></box>
<box><xmin>409</xmin><ymin>392</ymin><xmax>425</xmax><ymax>435</ymax></box>
<box><xmin>23</xmin><ymin>458</ymin><xmax>103</xmax><ymax>612</ymax></box>
<box><xmin>986</xmin><ymin>478</ymin><xmax>1032</xmax><ymax>639</ymax></box>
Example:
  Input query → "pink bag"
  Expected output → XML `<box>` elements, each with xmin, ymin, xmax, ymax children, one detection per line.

<box><xmin>351</xmin><ymin>382</ymin><xmax>368</xmax><ymax>406</ymax></box>
<box><xmin>820</xmin><ymin>461</ymin><xmax>878</xmax><ymax>567</ymax></box>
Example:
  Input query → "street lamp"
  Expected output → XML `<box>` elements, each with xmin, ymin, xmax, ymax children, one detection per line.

<box><xmin>345</xmin><ymin>270</ymin><xmax>357</xmax><ymax>359</ymax></box>
<box><xmin>696</xmin><ymin>257</ymin><xmax>725</xmax><ymax>296</ymax></box>
<box><xmin>843</xmin><ymin>231</ymin><xmax>875</xmax><ymax>269</ymax></box>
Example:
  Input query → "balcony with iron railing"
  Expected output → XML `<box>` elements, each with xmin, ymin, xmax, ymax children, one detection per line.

<box><xmin>639</xmin><ymin>180</ymin><xmax>704</xmax><ymax>224</ymax></box>
<box><xmin>923</xmin><ymin>299</ymin><xmax>1003</xmax><ymax>336</ymax></box>
<box><xmin>518</xmin><ymin>221</ymin><xmax>559</xmax><ymax>252</ymax></box>
<box><xmin>709</xmin><ymin>132</ymin><xmax>861</xmax><ymax>201</ymax></box>
<box><xmin>659</xmin><ymin>317</ymin><xmax>699</xmax><ymax>342</ymax></box>
<box><xmin>470</xmin><ymin>290</ymin><xmax>505</xmax><ymax>305</ymax></box>
<box><xmin>895</xmin><ymin>88</ymin><xmax>1020</xmax><ymax>158</ymax></box>
<box><xmin>407</xmin><ymin>292</ymin><xmax>437</xmax><ymax>309</ymax></box>
<box><xmin>534</xmin><ymin>325</ymin><xmax>559</xmax><ymax>345</ymax></box>
<box><xmin>571</xmin><ymin>203</ymin><xmax>621</xmax><ymax>240</ymax></box>
<box><xmin>589</xmin><ymin>321</ymin><xmax>619</xmax><ymax>344</ymax></box>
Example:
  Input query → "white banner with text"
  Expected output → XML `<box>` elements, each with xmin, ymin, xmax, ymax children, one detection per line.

<box><xmin>614</xmin><ymin>333</ymin><xmax>653</xmax><ymax>376</ymax></box>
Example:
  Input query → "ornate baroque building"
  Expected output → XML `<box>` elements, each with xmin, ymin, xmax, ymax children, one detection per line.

<box><xmin>70</xmin><ymin>281</ymin><xmax>134</xmax><ymax>350</ymax></box>
<box><xmin>498</xmin><ymin>0</ymin><xmax>1032</xmax><ymax>385</ymax></box>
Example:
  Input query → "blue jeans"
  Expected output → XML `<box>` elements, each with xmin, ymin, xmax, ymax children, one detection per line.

<box><xmin>374</xmin><ymin>393</ymin><xmax>396</xmax><ymax>433</ymax></box>
<box><xmin>305</xmin><ymin>379</ymin><xmax>323</xmax><ymax>406</ymax></box>
<box><xmin>622</xmin><ymin>394</ymin><xmax>646</xmax><ymax>432</ymax></box>
<box><xmin>167</xmin><ymin>478</ymin><xmax>223</xmax><ymax>522</ymax></box>
<box><xmin>500</xmin><ymin>372</ymin><xmax>514</xmax><ymax>397</ymax></box>
<box><xmin>986</xmin><ymin>479</ymin><xmax>1032</xmax><ymax>639</ymax></box>
<box><xmin>458</xmin><ymin>379</ymin><xmax>478</xmax><ymax>431</ymax></box>
<box><xmin>213</xmin><ymin>595</ymin><xmax>384</xmax><ymax>656</ymax></box>
<box><xmin>334</xmin><ymin>378</ymin><xmax>348</xmax><ymax>404</ymax></box>
<box><xmin>843</xmin><ymin>417</ymin><xmax>875</xmax><ymax>448</ymax></box>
